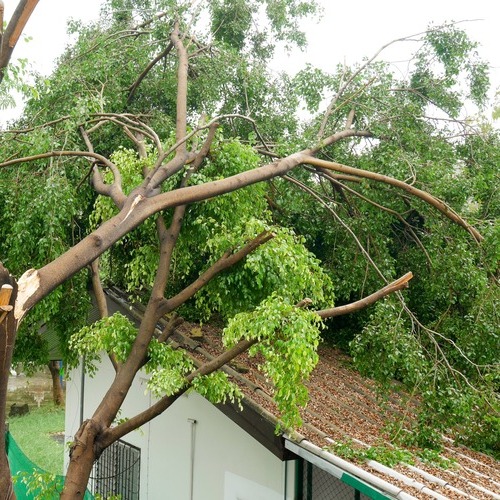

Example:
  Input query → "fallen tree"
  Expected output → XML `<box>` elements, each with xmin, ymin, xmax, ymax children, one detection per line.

<box><xmin>0</xmin><ymin>1</ymin><xmax>498</xmax><ymax>497</ymax></box>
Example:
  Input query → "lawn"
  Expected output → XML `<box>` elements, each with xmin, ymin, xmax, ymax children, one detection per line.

<box><xmin>8</xmin><ymin>405</ymin><xmax>66</xmax><ymax>474</ymax></box>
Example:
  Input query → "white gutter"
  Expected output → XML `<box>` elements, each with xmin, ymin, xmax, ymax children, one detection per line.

<box><xmin>402</xmin><ymin>463</ymin><xmax>479</xmax><ymax>499</ymax></box>
<box><xmin>284</xmin><ymin>438</ymin><xmax>416</xmax><ymax>500</ymax></box>
<box><xmin>367</xmin><ymin>461</ymin><xmax>460</xmax><ymax>500</ymax></box>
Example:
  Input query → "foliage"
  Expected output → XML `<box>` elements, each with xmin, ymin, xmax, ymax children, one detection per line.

<box><xmin>0</xmin><ymin>130</ymin><xmax>92</xmax><ymax>369</ymax></box>
<box><xmin>350</xmin><ymin>299</ymin><xmax>429</xmax><ymax>387</ymax></box>
<box><xmin>224</xmin><ymin>295</ymin><xmax>324</xmax><ymax>429</ymax></box>
<box><xmin>68</xmin><ymin>313</ymin><xmax>139</xmax><ymax>373</ymax></box>
<box><xmin>192</xmin><ymin>371</ymin><xmax>243</xmax><ymax>407</ymax></box>
<box><xmin>329</xmin><ymin>439</ymin><xmax>457</xmax><ymax>469</ymax></box>
<box><xmin>14</xmin><ymin>471</ymin><xmax>63</xmax><ymax>500</ymax></box>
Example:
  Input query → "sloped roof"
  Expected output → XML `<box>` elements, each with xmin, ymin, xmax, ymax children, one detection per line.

<box><xmin>105</xmin><ymin>288</ymin><xmax>500</xmax><ymax>499</ymax></box>
<box><xmin>39</xmin><ymin>324</ymin><xmax>62</xmax><ymax>360</ymax></box>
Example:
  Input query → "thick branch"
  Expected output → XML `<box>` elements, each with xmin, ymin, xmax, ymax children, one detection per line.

<box><xmin>100</xmin><ymin>337</ymin><xmax>256</xmax><ymax>445</ymax></box>
<box><xmin>100</xmin><ymin>391</ymin><xmax>188</xmax><ymax>448</ymax></box>
<box><xmin>317</xmin><ymin>272</ymin><xmax>413</xmax><ymax>318</ymax></box>
<box><xmin>156</xmin><ymin>314</ymin><xmax>183</xmax><ymax>344</ymax></box>
<box><xmin>16</xmin><ymin>153</ymin><xmax>305</xmax><ymax>317</ymax></box>
<box><xmin>0</xmin><ymin>0</ymin><xmax>39</xmax><ymax>83</ymax></box>
<box><xmin>191</xmin><ymin>122</ymin><xmax>219</xmax><ymax>169</ymax></box>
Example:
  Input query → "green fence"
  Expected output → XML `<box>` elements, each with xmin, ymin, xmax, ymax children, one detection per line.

<box><xmin>6</xmin><ymin>431</ymin><xmax>94</xmax><ymax>499</ymax></box>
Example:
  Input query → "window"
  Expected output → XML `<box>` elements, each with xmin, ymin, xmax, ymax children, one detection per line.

<box><xmin>297</xmin><ymin>460</ymin><xmax>373</xmax><ymax>500</ymax></box>
<box><xmin>91</xmin><ymin>439</ymin><xmax>141</xmax><ymax>500</ymax></box>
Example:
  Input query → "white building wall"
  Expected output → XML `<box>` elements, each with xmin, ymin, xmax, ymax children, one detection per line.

<box><xmin>65</xmin><ymin>356</ymin><xmax>291</xmax><ymax>500</ymax></box>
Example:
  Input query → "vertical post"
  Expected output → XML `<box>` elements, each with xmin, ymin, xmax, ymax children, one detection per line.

<box><xmin>80</xmin><ymin>357</ymin><xmax>86</xmax><ymax>426</ymax></box>
<box><xmin>294</xmin><ymin>459</ymin><xmax>304</xmax><ymax>500</ymax></box>
<box><xmin>306</xmin><ymin>462</ymin><xmax>313</xmax><ymax>500</ymax></box>
<box><xmin>187</xmin><ymin>418</ymin><xmax>197</xmax><ymax>500</ymax></box>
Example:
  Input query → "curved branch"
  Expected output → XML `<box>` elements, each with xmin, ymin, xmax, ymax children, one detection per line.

<box><xmin>308</xmin><ymin>129</ymin><xmax>372</xmax><ymax>156</ymax></box>
<box><xmin>79</xmin><ymin>127</ymin><xmax>126</xmax><ymax>205</ymax></box>
<box><xmin>90</xmin><ymin>113</ymin><xmax>163</xmax><ymax>153</ymax></box>
<box><xmin>0</xmin><ymin>115</ymin><xmax>71</xmax><ymax>135</ymax></box>
<box><xmin>0</xmin><ymin>149</ymin><xmax>116</xmax><ymax>170</ymax></box>
<box><xmin>127</xmin><ymin>42</ymin><xmax>174</xmax><ymax>104</ymax></box>
<box><xmin>319</xmin><ymin>171</ymin><xmax>433</xmax><ymax>266</ymax></box>
<box><xmin>191</xmin><ymin>121</ymin><xmax>219</xmax><ymax>169</ymax></box>
<box><xmin>147</xmin><ymin>113</ymin><xmax>269</xmax><ymax>189</ymax></box>
<box><xmin>300</xmin><ymin>155</ymin><xmax>483</xmax><ymax>242</ymax></box>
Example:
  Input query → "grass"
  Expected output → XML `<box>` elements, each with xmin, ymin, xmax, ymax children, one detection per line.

<box><xmin>8</xmin><ymin>405</ymin><xmax>66</xmax><ymax>474</ymax></box>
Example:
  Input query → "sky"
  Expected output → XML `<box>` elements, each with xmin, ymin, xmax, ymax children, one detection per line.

<box><xmin>1</xmin><ymin>0</ymin><xmax>499</xmax><ymax>123</ymax></box>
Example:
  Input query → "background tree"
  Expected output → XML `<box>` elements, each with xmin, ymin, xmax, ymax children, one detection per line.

<box><xmin>0</xmin><ymin>0</ymin><xmax>498</xmax><ymax>497</ymax></box>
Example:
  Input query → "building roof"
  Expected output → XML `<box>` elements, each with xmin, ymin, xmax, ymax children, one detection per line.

<box><xmin>39</xmin><ymin>324</ymin><xmax>62</xmax><ymax>361</ymax></box>
<box><xmin>105</xmin><ymin>287</ymin><xmax>500</xmax><ymax>500</ymax></box>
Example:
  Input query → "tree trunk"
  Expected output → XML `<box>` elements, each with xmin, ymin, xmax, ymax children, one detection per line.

<box><xmin>0</xmin><ymin>267</ymin><xmax>18</xmax><ymax>499</ymax></box>
<box><xmin>48</xmin><ymin>361</ymin><xmax>64</xmax><ymax>406</ymax></box>
<box><xmin>61</xmin><ymin>419</ymin><xmax>101</xmax><ymax>499</ymax></box>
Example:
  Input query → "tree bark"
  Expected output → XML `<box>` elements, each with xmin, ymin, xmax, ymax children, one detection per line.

<box><xmin>61</xmin><ymin>419</ymin><xmax>101</xmax><ymax>499</ymax></box>
<box><xmin>48</xmin><ymin>360</ymin><xmax>64</xmax><ymax>406</ymax></box>
<box><xmin>0</xmin><ymin>266</ymin><xmax>18</xmax><ymax>499</ymax></box>
<box><xmin>0</xmin><ymin>0</ymin><xmax>40</xmax><ymax>84</ymax></box>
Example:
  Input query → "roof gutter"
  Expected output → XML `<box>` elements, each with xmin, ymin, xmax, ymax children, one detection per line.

<box><xmin>284</xmin><ymin>437</ymin><xmax>416</xmax><ymax>500</ymax></box>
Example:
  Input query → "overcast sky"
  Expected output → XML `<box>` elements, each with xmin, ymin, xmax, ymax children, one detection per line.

<box><xmin>1</xmin><ymin>0</ymin><xmax>499</xmax><ymax>122</ymax></box>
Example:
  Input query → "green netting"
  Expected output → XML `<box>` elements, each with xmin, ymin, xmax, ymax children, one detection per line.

<box><xmin>6</xmin><ymin>431</ymin><xmax>94</xmax><ymax>499</ymax></box>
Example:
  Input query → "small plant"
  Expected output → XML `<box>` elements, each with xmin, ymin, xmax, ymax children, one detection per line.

<box><xmin>328</xmin><ymin>438</ymin><xmax>456</xmax><ymax>470</ymax></box>
<box><xmin>14</xmin><ymin>470</ymin><xmax>63</xmax><ymax>499</ymax></box>
<box><xmin>417</xmin><ymin>448</ymin><xmax>457</xmax><ymax>469</ymax></box>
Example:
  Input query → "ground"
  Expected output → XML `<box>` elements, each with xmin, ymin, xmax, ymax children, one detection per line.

<box><xmin>7</xmin><ymin>368</ymin><xmax>65</xmax><ymax>475</ymax></box>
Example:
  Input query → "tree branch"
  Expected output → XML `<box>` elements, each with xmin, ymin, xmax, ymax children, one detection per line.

<box><xmin>172</xmin><ymin>23</ymin><xmax>188</xmax><ymax>155</ymax></box>
<box><xmin>79</xmin><ymin>127</ymin><xmax>126</xmax><ymax>206</ymax></box>
<box><xmin>90</xmin><ymin>113</ymin><xmax>163</xmax><ymax>154</ymax></box>
<box><xmin>308</xmin><ymin>129</ymin><xmax>372</xmax><ymax>156</ymax></box>
<box><xmin>100</xmin><ymin>336</ymin><xmax>256</xmax><ymax>446</ymax></box>
<box><xmin>300</xmin><ymin>155</ymin><xmax>483</xmax><ymax>242</ymax></box>
<box><xmin>0</xmin><ymin>0</ymin><xmax>40</xmax><ymax>83</ymax></box>
<box><xmin>99</xmin><ymin>270</ymin><xmax>413</xmax><ymax>446</ymax></box>
<box><xmin>158</xmin><ymin>230</ymin><xmax>275</xmax><ymax>316</ymax></box>
<box><xmin>317</xmin><ymin>272</ymin><xmax>413</xmax><ymax>318</ymax></box>
<box><xmin>127</xmin><ymin>42</ymin><xmax>174</xmax><ymax>104</ymax></box>
<box><xmin>319</xmin><ymin>170</ymin><xmax>433</xmax><ymax>266</ymax></box>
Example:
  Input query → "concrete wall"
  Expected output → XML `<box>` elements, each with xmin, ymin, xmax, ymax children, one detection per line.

<box><xmin>65</xmin><ymin>357</ymin><xmax>293</xmax><ymax>499</ymax></box>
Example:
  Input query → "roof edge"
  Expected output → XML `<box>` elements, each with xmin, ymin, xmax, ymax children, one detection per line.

<box><xmin>284</xmin><ymin>437</ymin><xmax>416</xmax><ymax>500</ymax></box>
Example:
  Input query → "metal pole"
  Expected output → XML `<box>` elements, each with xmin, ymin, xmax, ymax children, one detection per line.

<box><xmin>187</xmin><ymin>418</ymin><xmax>197</xmax><ymax>500</ymax></box>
